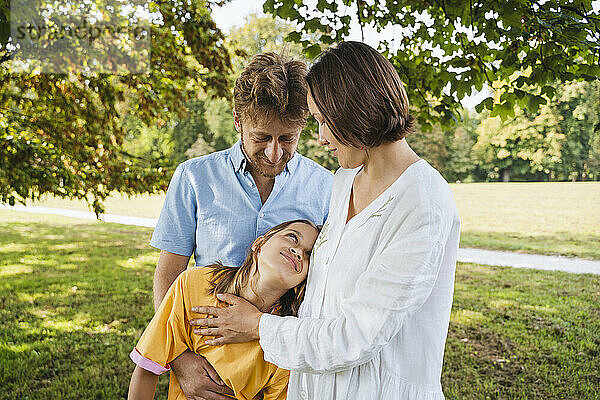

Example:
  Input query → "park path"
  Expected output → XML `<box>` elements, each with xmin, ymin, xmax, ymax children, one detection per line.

<box><xmin>2</xmin><ymin>204</ymin><xmax>599</xmax><ymax>275</ymax></box>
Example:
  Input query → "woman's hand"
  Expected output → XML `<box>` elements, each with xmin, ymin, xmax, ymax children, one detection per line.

<box><xmin>190</xmin><ymin>293</ymin><xmax>264</xmax><ymax>345</ymax></box>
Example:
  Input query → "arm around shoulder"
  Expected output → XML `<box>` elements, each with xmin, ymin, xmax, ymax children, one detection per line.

<box><xmin>259</xmin><ymin>202</ymin><xmax>456</xmax><ymax>374</ymax></box>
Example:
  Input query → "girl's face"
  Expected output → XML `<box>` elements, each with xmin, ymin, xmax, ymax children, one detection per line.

<box><xmin>307</xmin><ymin>89</ymin><xmax>366</xmax><ymax>169</ymax></box>
<box><xmin>254</xmin><ymin>222</ymin><xmax>319</xmax><ymax>290</ymax></box>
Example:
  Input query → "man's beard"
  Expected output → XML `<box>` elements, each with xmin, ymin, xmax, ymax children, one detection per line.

<box><xmin>242</xmin><ymin>141</ymin><xmax>291</xmax><ymax>179</ymax></box>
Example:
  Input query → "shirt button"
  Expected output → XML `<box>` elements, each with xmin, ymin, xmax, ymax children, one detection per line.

<box><xmin>259</xmin><ymin>212</ymin><xmax>264</xmax><ymax>218</ymax></box>
<box><xmin>300</xmin><ymin>391</ymin><xmax>308</xmax><ymax>399</ymax></box>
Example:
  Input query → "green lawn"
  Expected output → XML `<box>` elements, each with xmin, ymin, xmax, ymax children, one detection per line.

<box><xmin>25</xmin><ymin>182</ymin><xmax>600</xmax><ymax>260</ymax></box>
<box><xmin>1</xmin><ymin>210</ymin><xmax>599</xmax><ymax>399</ymax></box>
<box><xmin>452</xmin><ymin>182</ymin><xmax>600</xmax><ymax>260</ymax></box>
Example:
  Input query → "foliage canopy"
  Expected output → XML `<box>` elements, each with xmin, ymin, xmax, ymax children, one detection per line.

<box><xmin>264</xmin><ymin>0</ymin><xmax>600</xmax><ymax>130</ymax></box>
<box><xmin>0</xmin><ymin>0</ymin><xmax>232</xmax><ymax>214</ymax></box>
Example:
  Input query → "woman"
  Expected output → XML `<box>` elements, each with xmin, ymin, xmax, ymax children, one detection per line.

<box><xmin>128</xmin><ymin>219</ymin><xmax>320</xmax><ymax>400</ymax></box>
<box><xmin>192</xmin><ymin>41</ymin><xmax>461</xmax><ymax>400</ymax></box>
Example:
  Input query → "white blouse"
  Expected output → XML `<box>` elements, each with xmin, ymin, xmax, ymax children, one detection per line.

<box><xmin>259</xmin><ymin>159</ymin><xmax>461</xmax><ymax>400</ymax></box>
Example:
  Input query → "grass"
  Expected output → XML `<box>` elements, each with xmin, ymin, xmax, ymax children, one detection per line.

<box><xmin>443</xmin><ymin>263</ymin><xmax>600</xmax><ymax>399</ymax></box>
<box><xmin>452</xmin><ymin>182</ymin><xmax>600</xmax><ymax>260</ymax></box>
<box><xmin>23</xmin><ymin>182</ymin><xmax>600</xmax><ymax>260</ymax></box>
<box><xmin>0</xmin><ymin>210</ymin><xmax>168</xmax><ymax>399</ymax></box>
<box><xmin>1</xmin><ymin>210</ymin><xmax>599</xmax><ymax>399</ymax></box>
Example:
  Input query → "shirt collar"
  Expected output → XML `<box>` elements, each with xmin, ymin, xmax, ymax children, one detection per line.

<box><xmin>230</xmin><ymin>140</ymin><xmax>301</xmax><ymax>175</ymax></box>
<box><xmin>230</xmin><ymin>140</ymin><xmax>247</xmax><ymax>173</ymax></box>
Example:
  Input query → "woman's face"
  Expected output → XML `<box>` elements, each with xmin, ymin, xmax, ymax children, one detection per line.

<box><xmin>255</xmin><ymin>222</ymin><xmax>319</xmax><ymax>290</ymax></box>
<box><xmin>307</xmin><ymin>89</ymin><xmax>365</xmax><ymax>169</ymax></box>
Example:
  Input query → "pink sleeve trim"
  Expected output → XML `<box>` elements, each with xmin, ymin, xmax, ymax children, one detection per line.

<box><xmin>129</xmin><ymin>348</ymin><xmax>171</xmax><ymax>375</ymax></box>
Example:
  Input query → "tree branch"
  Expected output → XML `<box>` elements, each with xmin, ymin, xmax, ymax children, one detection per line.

<box><xmin>356</xmin><ymin>0</ymin><xmax>365</xmax><ymax>42</ymax></box>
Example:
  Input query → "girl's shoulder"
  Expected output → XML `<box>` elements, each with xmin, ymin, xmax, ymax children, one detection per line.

<box><xmin>178</xmin><ymin>266</ymin><xmax>215</xmax><ymax>293</ymax></box>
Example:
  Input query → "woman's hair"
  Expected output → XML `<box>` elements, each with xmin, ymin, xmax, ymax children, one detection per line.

<box><xmin>306</xmin><ymin>41</ymin><xmax>415</xmax><ymax>148</ymax></box>
<box><xmin>206</xmin><ymin>219</ymin><xmax>319</xmax><ymax>317</ymax></box>
<box><xmin>234</xmin><ymin>52</ymin><xmax>309</xmax><ymax>128</ymax></box>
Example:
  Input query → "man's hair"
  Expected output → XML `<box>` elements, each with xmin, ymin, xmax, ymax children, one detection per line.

<box><xmin>205</xmin><ymin>219</ymin><xmax>320</xmax><ymax>317</ymax></box>
<box><xmin>306</xmin><ymin>41</ymin><xmax>415</xmax><ymax>148</ymax></box>
<box><xmin>234</xmin><ymin>52</ymin><xmax>309</xmax><ymax>127</ymax></box>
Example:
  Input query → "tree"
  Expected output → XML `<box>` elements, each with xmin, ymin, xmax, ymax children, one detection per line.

<box><xmin>554</xmin><ymin>80</ymin><xmax>600</xmax><ymax>181</ymax></box>
<box><xmin>184</xmin><ymin>96</ymin><xmax>239</xmax><ymax>158</ymax></box>
<box><xmin>0</xmin><ymin>0</ymin><xmax>232</xmax><ymax>214</ymax></box>
<box><xmin>471</xmin><ymin>80</ymin><xmax>600</xmax><ymax>182</ymax></box>
<box><xmin>406</xmin><ymin>109</ymin><xmax>480</xmax><ymax>182</ymax></box>
<box><xmin>472</xmin><ymin>104</ymin><xmax>565</xmax><ymax>181</ymax></box>
<box><xmin>440</xmin><ymin>110</ymin><xmax>481</xmax><ymax>182</ymax></box>
<box><xmin>264</xmin><ymin>0</ymin><xmax>600</xmax><ymax>130</ymax></box>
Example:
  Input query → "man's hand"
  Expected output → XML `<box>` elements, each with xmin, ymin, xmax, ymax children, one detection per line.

<box><xmin>170</xmin><ymin>350</ymin><xmax>234</xmax><ymax>400</ymax></box>
<box><xmin>190</xmin><ymin>293</ymin><xmax>263</xmax><ymax>345</ymax></box>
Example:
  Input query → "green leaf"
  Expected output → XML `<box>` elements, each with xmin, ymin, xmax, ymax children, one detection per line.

<box><xmin>304</xmin><ymin>44</ymin><xmax>322</xmax><ymax>59</ymax></box>
<box><xmin>262</xmin><ymin>0</ymin><xmax>276</xmax><ymax>13</ymax></box>
<box><xmin>527</xmin><ymin>95</ymin><xmax>546</xmax><ymax>114</ymax></box>
<box><xmin>475</xmin><ymin>97</ymin><xmax>494</xmax><ymax>114</ymax></box>
<box><xmin>277</xmin><ymin>1</ymin><xmax>301</xmax><ymax>20</ymax></box>
<box><xmin>286</xmin><ymin>31</ymin><xmax>301</xmax><ymax>43</ymax></box>
<box><xmin>540</xmin><ymin>85</ymin><xmax>556</xmax><ymax>99</ymax></box>
<box><xmin>305</xmin><ymin>18</ymin><xmax>325</xmax><ymax>32</ymax></box>
<box><xmin>317</xmin><ymin>0</ymin><xmax>336</xmax><ymax>12</ymax></box>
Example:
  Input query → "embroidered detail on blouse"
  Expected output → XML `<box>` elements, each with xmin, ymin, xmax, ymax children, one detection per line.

<box><xmin>357</xmin><ymin>196</ymin><xmax>394</xmax><ymax>229</ymax></box>
<box><xmin>313</xmin><ymin>221</ymin><xmax>329</xmax><ymax>252</ymax></box>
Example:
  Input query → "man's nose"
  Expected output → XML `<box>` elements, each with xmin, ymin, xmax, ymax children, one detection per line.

<box><xmin>264</xmin><ymin>140</ymin><xmax>283</xmax><ymax>163</ymax></box>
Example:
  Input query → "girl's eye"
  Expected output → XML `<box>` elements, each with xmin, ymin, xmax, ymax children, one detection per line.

<box><xmin>287</xmin><ymin>233</ymin><xmax>298</xmax><ymax>243</ymax></box>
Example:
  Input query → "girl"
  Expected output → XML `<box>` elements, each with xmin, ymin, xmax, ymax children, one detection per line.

<box><xmin>191</xmin><ymin>41</ymin><xmax>461</xmax><ymax>400</ymax></box>
<box><xmin>128</xmin><ymin>219</ymin><xmax>319</xmax><ymax>400</ymax></box>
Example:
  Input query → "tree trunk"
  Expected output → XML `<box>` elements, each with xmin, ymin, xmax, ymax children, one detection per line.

<box><xmin>502</xmin><ymin>168</ymin><xmax>511</xmax><ymax>182</ymax></box>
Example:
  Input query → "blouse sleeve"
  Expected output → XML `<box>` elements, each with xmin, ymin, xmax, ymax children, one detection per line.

<box><xmin>261</xmin><ymin>367</ymin><xmax>290</xmax><ymax>400</ymax></box>
<box><xmin>130</xmin><ymin>272</ymin><xmax>193</xmax><ymax>375</ymax></box>
<box><xmin>259</xmin><ymin>201</ymin><xmax>454</xmax><ymax>374</ymax></box>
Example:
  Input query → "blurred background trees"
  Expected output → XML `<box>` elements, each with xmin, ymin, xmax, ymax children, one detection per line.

<box><xmin>118</xmin><ymin>11</ymin><xmax>600</xmax><ymax>184</ymax></box>
<box><xmin>1</xmin><ymin>1</ymin><xmax>599</xmax><ymax>215</ymax></box>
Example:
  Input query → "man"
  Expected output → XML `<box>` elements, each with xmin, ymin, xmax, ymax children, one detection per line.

<box><xmin>147</xmin><ymin>52</ymin><xmax>333</xmax><ymax>399</ymax></box>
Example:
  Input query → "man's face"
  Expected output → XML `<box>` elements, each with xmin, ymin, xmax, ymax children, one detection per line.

<box><xmin>239</xmin><ymin>117</ymin><xmax>302</xmax><ymax>178</ymax></box>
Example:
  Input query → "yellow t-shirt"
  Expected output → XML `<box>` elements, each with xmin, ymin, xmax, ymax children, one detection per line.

<box><xmin>131</xmin><ymin>267</ymin><xmax>289</xmax><ymax>400</ymax></box>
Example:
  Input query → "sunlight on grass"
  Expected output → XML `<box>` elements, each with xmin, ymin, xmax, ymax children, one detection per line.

<box><xmin>30</xmin><ymin>308</ymin><xmax>57</xmax><ymax>319</ymax></box>
<box><xmin>520</xmin><ymin>304</ymin><xmax>559</xmax><ymax>314</ymax></box>
<box><xmin>0</xmin><ymin>342</ymin><xmax>31</xmax><ymax>353</ymax></box>
<box><xmin>488</xmin><ymin>299</ymin><xmax>518</xmax><ymax>310</ymax></box>
<box><xmin>0</xmin><ymin>264</ymin><xmax>33</xmax><ymax>276</ymax></box>
<box><xmin>49</xmin><ymin>243</ymin><xmax>81</xmax><ymax>251</ymax></box>
<box><xmin>450</xmin><ymin>182</ymin><xmax>600</xmax><ymax>236</ymax></box>
<box><xmin>450</xmin><ymin>309</ymin><xmax>489</xmax><ymax>326</ymax></box>
<box><xmin>118</xmin><ymin>254</ymin><xmax>160</xmax><ymax>270</ymax></box>
<box><xmin>16</xmin><ymin>292</ymin><xmax>37</xmax><ymax>303</ymax></box>
<box><xmin>43</xmin><ymin>317</ymin><xmax>90</xmax><ymax>332</ymax></box>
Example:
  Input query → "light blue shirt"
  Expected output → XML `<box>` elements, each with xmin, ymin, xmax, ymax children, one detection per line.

<box><xmin>150</xmin><ymin>140</ymin><xmax>334</xmax><ymax>267</ymax></box>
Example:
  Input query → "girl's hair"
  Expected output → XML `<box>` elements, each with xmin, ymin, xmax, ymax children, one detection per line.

<box><xmin>306</xmin><ymin>41</ymin><xmax>415</xmax><ymax>148</ymax></box>
<box><xmin>206</xmin><ymin>219</ymin><xmax>319</xmax><ymax>317</ymax></box>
